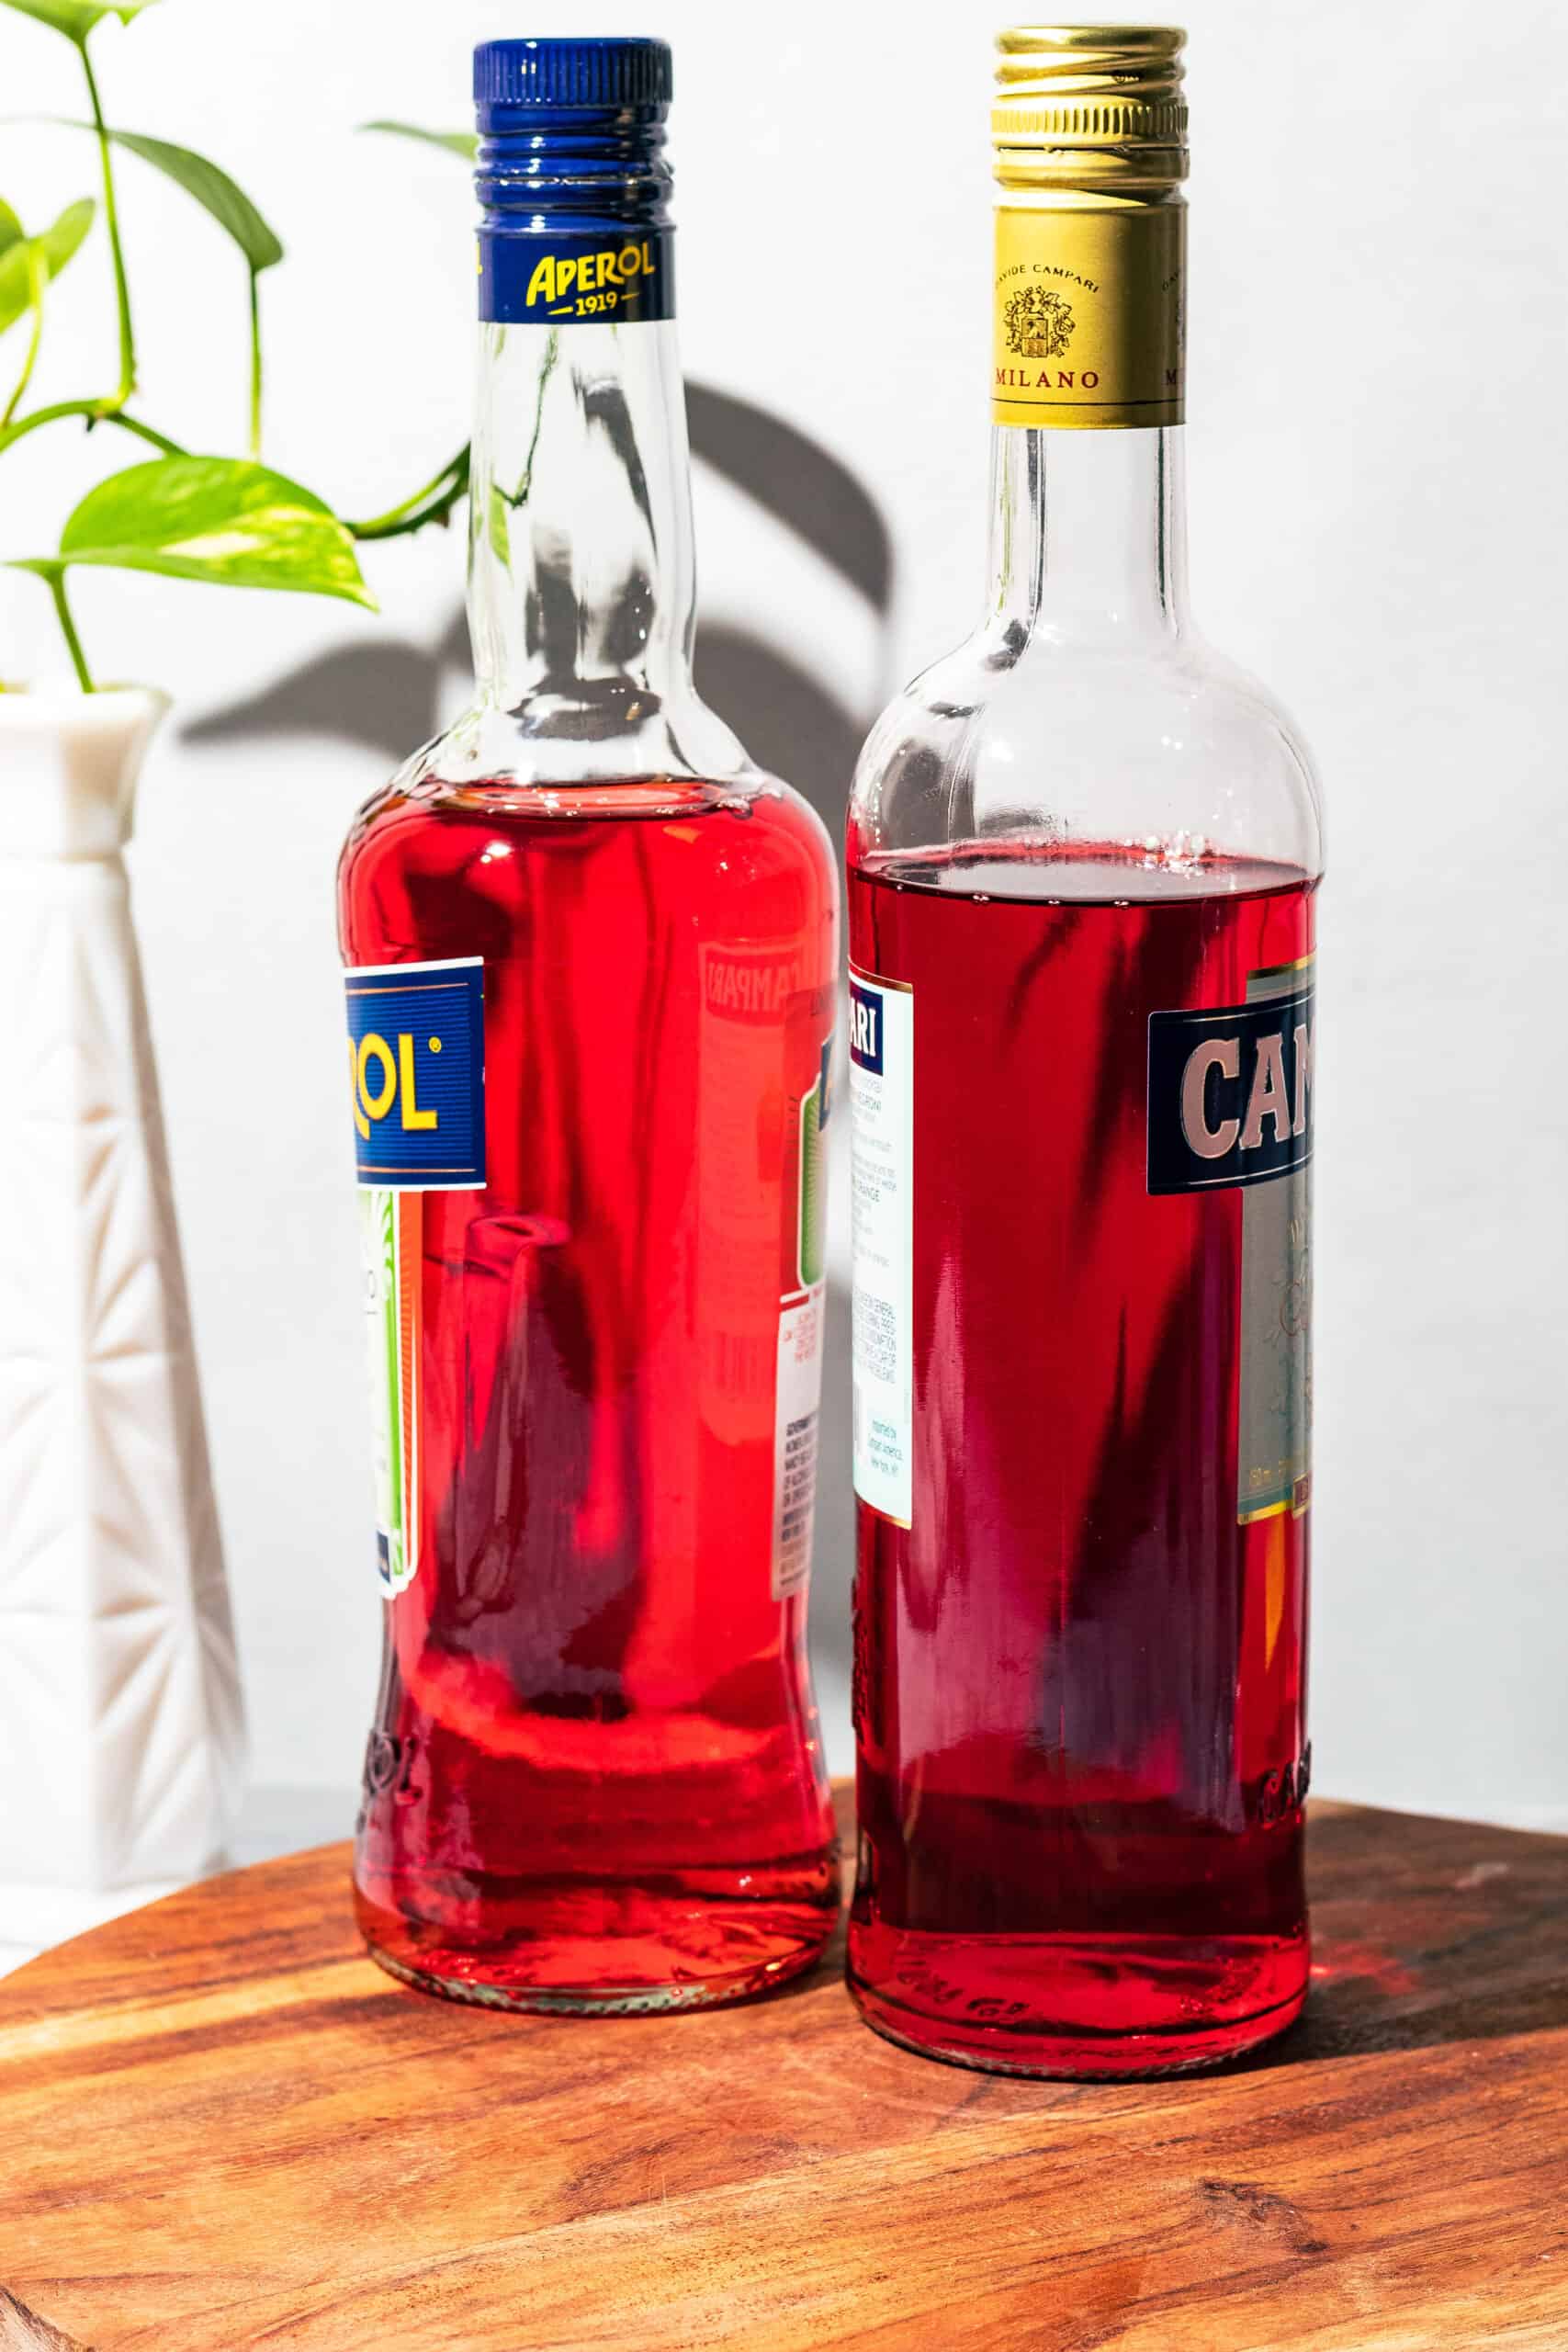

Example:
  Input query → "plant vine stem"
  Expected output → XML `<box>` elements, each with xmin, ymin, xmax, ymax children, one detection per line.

<box><xmin>515</xmin><ymin>328</ymin><xmax>558</xmax><ymax>506</ymax></box>
<box><xmin>79</xmin><ymin>40</ymin><xmax>135</xmax><ymax>412</ymax></box>
<box><xmin>48</xmin><ymin>570</ymin><xmax>94</xmax><ymax>694</ymax></box>
<box><xmin>0</xmin><ymin>400</ymin><xmax>183</xmax><ymax>459</ymax></box>
<box><xmin>3</xmin><ymin>251</ymin><xmax>47</xmax><ymax>428</ymax></box>
<box><xmin>248</xmin><ymin>268</ymin><xmax>262</xmax><ymax>458</ymax></box>
<box><xmin>347</xmin><ymin>445</ymin><xmax>471</xmax><ymax>542</ymax></box>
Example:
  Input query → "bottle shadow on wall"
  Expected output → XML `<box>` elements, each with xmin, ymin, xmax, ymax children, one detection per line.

<box><xmin>183</xmin><ymin>383</ymin><xmax>895</xmax><ymax>1742</ymax></box>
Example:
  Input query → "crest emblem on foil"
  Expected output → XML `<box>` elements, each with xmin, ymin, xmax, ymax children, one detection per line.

<box><xmin>1004</xmin><ymin>285</ymin><xmax>1077</xmax><ymax>359</ymax></box>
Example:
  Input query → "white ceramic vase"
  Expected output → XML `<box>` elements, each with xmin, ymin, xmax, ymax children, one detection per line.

<box><xmin>0</xmin><ymin>688</ymin><xmax>244</xmax><ymax>1940</ymax></box>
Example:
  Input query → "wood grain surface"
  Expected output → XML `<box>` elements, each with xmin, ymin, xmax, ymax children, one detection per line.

<box><xmin>4</xmin><ymin>1788</ymin><xmax>1568</xmax><ymax>2350</ymax></box>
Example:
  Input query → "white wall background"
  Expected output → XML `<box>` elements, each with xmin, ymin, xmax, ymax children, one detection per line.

<box><xmin>2</xmin><ymin>0</ymin><xmax>1565</xmax><ymax>1827</ymax></box>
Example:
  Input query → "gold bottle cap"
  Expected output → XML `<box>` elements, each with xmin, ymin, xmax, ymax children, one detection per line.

<box><xmin>993</xmin><ymin>26</ymin><xmax>1188</xmax><ymax>192</ymax></box>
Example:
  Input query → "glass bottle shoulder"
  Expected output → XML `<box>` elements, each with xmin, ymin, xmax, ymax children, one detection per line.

<box><xmin>848</xmin><ymin>624</ymin><xmax>1324</xmax><ymax>890</ymax></box>
<box><xmin>337</xmin><ymin>764</ymin><xmax>838</xmax><ymax>974</ymax></box>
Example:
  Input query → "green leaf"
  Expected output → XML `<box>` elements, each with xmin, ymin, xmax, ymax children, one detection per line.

<box><xmin>39</xmin><ymin>194</ymin><xmax>93</xmax><ymax>272</ymax></box>
<box><xmin>361</xmin><ymin>120</ymin><xmax>478</xmax><ymax>162</ymax></box>
<box><xmin>0</xmin><ymin>201</ymin><xmax>24</xmax><ymax>255</ymax></box>
<box><xmin>31</xmin><ymin>456</ymin><xmax>376</xmax><ymax>605</ymax></box>
<box><xmin>0</xmin><ymin>197</ymin><xmax>94</xmax><ymax>336</ymax></box>
<box><xmin>92</xmin><ymin>129</ymin><xmax>283</xmax><ymax>271</ymax></box>
<box><xmin>488</xmin><ymin>481</ymin><xmax>512</xmax><ymax>571</ymax></box>
<box><xmin>0</xmin><ymin>0</ymin><xmax>156</xmax><ymax>40</ymax></box>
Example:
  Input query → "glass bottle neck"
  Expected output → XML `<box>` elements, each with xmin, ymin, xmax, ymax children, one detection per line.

<box><xmin>985</xmin><ymin>424</ymin><xmax>1190</xmax><ymax>646</ymax></box>
<box><xmin>467</xmin><ymin>316</ymin><xmax>699</xmax><ymax>744</ymax></box>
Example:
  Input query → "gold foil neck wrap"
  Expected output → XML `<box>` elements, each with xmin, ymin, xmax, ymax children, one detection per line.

<box><xmin>994</xmin><ymin>25</ymin><xmax>1188</xmax><ymax>191</ymax></box>
<box><xmin>993</xmin><ymin>203</ymin><xmax>1185</xmax><ymax>429</ymax></box>
<box><xmin>990</xmin><ymin>28</ymin><xmax>1188</xmax><ymax>427</ymax></box>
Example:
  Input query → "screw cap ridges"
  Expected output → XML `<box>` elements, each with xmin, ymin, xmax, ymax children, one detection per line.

<box><xmin>994</xmin><ymin>25</ymin><xmax>1188</xmax><ymax>190</ymax></box>
<box><xmin>474</xmin><ymin>38</ymin><xmax>672</xmax><ymax>111</ymax></box>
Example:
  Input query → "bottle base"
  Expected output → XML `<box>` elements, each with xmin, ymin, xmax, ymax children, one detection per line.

<box><xmin>846</xmin><ymin>1921</ymin><xmax>1309</xmax><ymax>2080</ymax></box>
<box><xmin>848</xmin><ymin>1973</ymin><xmax>1305</xmax><ymax>2077</ymax></box>
<box><xmin>365</xmin><ymin>1928</ymin><xmax>829</xmax><ymax>2016</ymax></box>
<box><xmin>355</xmin><ymin>1857</ymin><xmax>839</xmax><ymax>2016</ymax></box>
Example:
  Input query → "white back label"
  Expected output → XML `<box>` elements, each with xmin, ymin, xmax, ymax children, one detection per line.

<box><xmin>849</xmin><ymin>969</ymin><xmax>914</xmax><ymax>1527</ymax></box>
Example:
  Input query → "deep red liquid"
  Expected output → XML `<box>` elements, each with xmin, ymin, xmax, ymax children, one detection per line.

<box><xmin>339</xmin><ymin>776</ymin><xmax>840</xmax><ymax>2009</ymax></box>
<box><xmin>846</xmin><ymin>840</ymin><xmax>1314</xmax><ymax>2075</ymax></box>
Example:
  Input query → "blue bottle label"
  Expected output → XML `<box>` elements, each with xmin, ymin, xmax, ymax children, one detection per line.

<box><xmin>344</xmin><ymin>958</ymin><xmax>486</xmax><ymax>1191</ymax></box>
<box><xmin>479</xmin><ymin>227</ymin><xmax>673</xmax><ymax>324</ymax></box>
<box><xmin>1145</xmin><ymin>976</ymin><xmax>1314</xmax><ymax>1194</ymax></box>
<box><xmin>1147</xmin><ymin>955</ymin><xmax>1314</xmax><ymax>1526</ymax></box>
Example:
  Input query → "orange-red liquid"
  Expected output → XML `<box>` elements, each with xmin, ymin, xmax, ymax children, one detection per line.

<box><xmin>846</xmin><ymin>841</ymin><xmax>1314</xmax><ymax>2075</ymax></box>
<box><xmin>340</xmin><ymin>777</ymin><xmax>839</xmax><ymax>2009</ymax></box>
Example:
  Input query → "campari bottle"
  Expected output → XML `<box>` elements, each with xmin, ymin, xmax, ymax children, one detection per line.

<box><xmin>845</xmin><ymin>28</ymin><xmax>1325</xmax><ymax>2075</ymax></box>
<box><xmin>339</xmin><ymin>38</ymin><xmax>839</xmax><ymax>2010</ymax></box>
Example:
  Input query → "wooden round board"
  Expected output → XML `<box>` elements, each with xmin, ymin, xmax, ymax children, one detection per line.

<box><xmin>4</xmin><ymin>1788</ymin><xmax>1568</xmax><ymax>2350</ymax></box>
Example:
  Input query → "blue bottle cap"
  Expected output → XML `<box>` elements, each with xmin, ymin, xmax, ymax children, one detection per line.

<box><xmin>473</xmin><ymin>39</ymin><xmax>676</xmax><ymax>326</ymax></box>
<box><xmin>473</xmin><ymin>38</ymin><xmax>672</xmax><ymax>119</ymax></box>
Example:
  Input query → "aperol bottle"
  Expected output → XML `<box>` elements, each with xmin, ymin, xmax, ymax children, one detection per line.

<box><xmin>339</xmin><ymin>39</ymin><xmax>839</xmax><ymax>2011</ymax></box>
<box><xmin>845</xmin><ymin>28</ymin><xmax>1324</xmax><ymax>2075</ymax></box>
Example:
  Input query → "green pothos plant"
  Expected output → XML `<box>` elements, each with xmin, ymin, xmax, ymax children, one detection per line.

<box><xmin>0</xmin><ymin>0</ymin><xmax>474</xmax><ymax>691</ymax></box>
